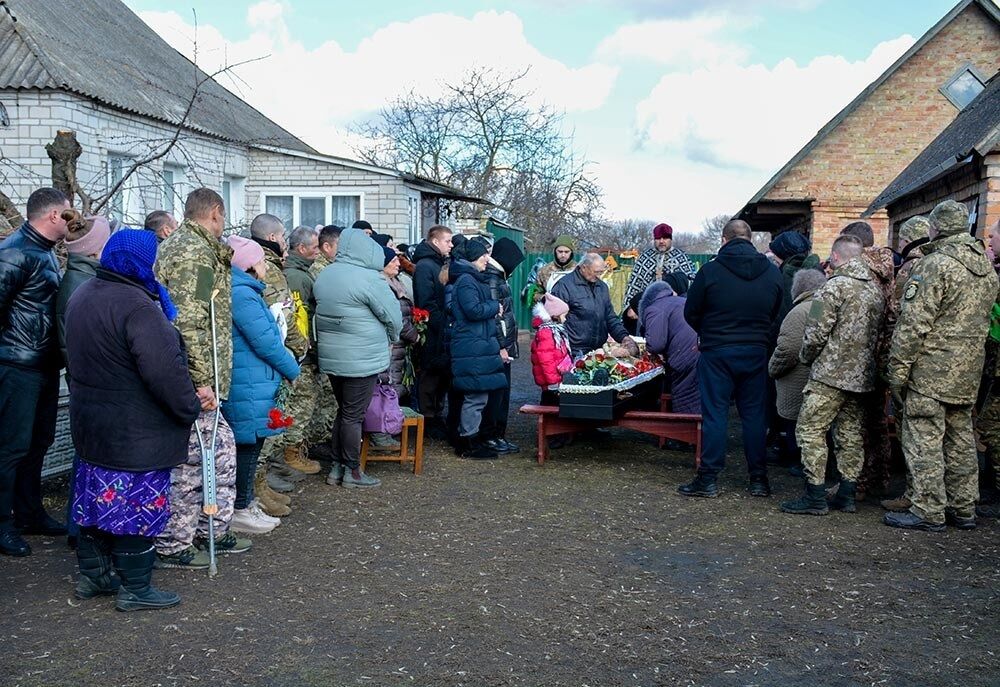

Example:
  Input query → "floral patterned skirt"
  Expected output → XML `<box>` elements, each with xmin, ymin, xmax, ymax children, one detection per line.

<box><xmin>72</xmin><ymin>459</ymin><xmax>172</xmax><ymax>537</ymax></box>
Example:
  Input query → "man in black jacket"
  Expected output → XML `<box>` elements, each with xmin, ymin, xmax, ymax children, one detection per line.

<box><xmin>551</xmin><ymin>253</ymin><xmax>637</xmax><ymax>358</ymax></box>
<box><xmin>0</xmin><ymin>187</ymin><xmax>70</xmax><ymax>556</ymax></box>
<box><xmin>680</xmin><ymin>219</ymin><xmax>783</xmax><ymax>499</ymax></box>
<box><xmin>412</xmin><ymin>225</ymin><xmax>453</xmax><ymax>438</ymax></box>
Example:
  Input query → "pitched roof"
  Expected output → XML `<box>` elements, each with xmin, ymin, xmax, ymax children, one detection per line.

<box><xmin>866</xmin><ymin>73</ymin><xmax>1000</xmax><ymax>214</ymax></box>
<box><xmin>740</xmin><ymin>0</ymin><xmax>1000</xmax><ymax>210</ymax></box>
<box><xmin>0</xmin><ymin>0</ymin><xmax>316</xmax><ymax>154</ymax></box>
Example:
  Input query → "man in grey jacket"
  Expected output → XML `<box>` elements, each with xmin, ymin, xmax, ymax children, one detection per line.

<box><xmin>551</xmin><ymin>253</ymin><xmax>637</xmax><ymax>358</ymax></box>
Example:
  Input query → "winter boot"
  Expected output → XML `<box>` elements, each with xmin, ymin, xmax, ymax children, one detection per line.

<box><xmin>369</xmin><ymin>432</ymin><xmax>402</xmax><ymax>453</ymax></box>
<box><xmin>677</xmin><ymin>474</ymin><xmax>718</xmax><ymax>498</ymax></box>
<box><xmin>256</xmin><ymin>484</ymin><xmax>292</xmax><ymax>517</ymax></box>
<box><xmin>827</xmin><ymin>480</ymin><xmax>857</xmax><ymax>513</ymax></box>
<box><xmin>74</xmin><ymin>531</ymin><xmax>120</xmax><ymax>599</ymax></box>
<box><xmin>326</xmin><ymin>464</ymin><xmax>346</xmax><ymax>487</ymax></box>
<box><xmin>113</xmin><ymin>546</ymin><xmax>180</xmax><ymax>611</ymax></box>
<box><xmin>256</xmin><ymin>470</ymin><xmax>291</xmax><ymax>506</ymax></box>
<box><xmin>342</xmin><ymin>467</ymin><xmax>381</xmax><ymax>488</ymax></box>
<box><xmin>269</xmin><ymin>461</ymin><xmax>308</xmax><ymax>482</ymax></box>
<box><xmin>284</xmin><ymin>443</ymin><xmax>321</xmax><ymax>475</ymax></box>
<box><xmin>781</xmin><ymin>483</ymin><xmax>830</xmax><ymax>516</ymax></box>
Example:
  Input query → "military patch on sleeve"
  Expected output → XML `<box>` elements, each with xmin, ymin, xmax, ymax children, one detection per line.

<box><xmin>808</xmin><ymin>299</ymin><xmax>825</xmax><ymax>318</ymax></box>
<box><xmin>903</xmin><ymin>280</ymin><xmax>919</xmax><ymax>301</ymax></box>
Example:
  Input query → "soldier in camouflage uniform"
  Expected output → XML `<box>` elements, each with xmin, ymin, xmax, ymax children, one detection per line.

<box><xmin>880</xmin><ymin>215</ymin><xmax>931</xmax><ymax>512</ymax></box>
<box><xmin>304</xmin><ymin>227</ymin><xmax>340</xmax><ymax>445</ymax></box>
<box><xmin>975</xmin><ymin>219</ymin><xmax>1000</xmax><ymax>518</ymax></box>
<box><xmin>885</xmin><ymin>201</ymin><xmax>998</xmax><ymax>531</ymax></box>
<box><xmin>781</xmin><ymin>235</ymin><xmax>885</xmax><ymax>516</ymax></box>
<box><xmin>153</xmin><ymin>189</ymin><xmax>248</xmax><ymax>567</ymax></box>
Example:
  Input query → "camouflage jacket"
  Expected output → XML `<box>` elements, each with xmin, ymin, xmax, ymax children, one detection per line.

<box><xmin>154</xmin><ymin>219</ymin><xmax>233</xmax><ymax>399</ymax></box>
<box><xmin>887</xmin><ymin>233</ymin><xmax>998</xmax><ymax>404</ymax></box>
<box><xmin>260</xmin><ymin>246</ymin><xmax>308</xmax><ymax>359</ymax></box>
<box><xmin>308</xmin><ymin>253</ymin><xmax>330</xmax><ymax>281</ymax></box>
<box><xmin>534</xmin><ymin>259</ymin><xmax>576</xmax><ymax>302</ymax></box>
<box><xmin>799</xmin><ymin>256</ymin><xmax>884</xmax><ymax>393</ymax></box>
<box><xmin>861</xmin><ymin>246</ymin><xmax>894</xmax><ymax>372</ymax></box>
<box><xmin>887</xmin><ymin>249</ymin><xmax>924</xmax><ymax>333</ymax></box>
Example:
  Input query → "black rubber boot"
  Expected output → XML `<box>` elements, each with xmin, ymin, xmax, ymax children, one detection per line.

<box><xmin>113</xmin><ymin>546</ymin><xmax>181</xmax><ymax>612</ymax></box>
<box><xmin>781</xmin><ymin>483</ymin><xmax>829</xmax><ymax>515</ymax></box>
<box><xmin>75</xmin><ymin>531</ymin><xmax>120</xmax><ymax>599</ymax></box>
<box><xmin>827</xmin><ymin>480</ymin><xmax>857</xmax><ymax>513</ymax></box>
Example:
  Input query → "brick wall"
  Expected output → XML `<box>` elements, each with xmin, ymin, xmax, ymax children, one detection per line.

<box><xmin>0</xmin><ymin>89</ymin><xmax>248</xmax><ymax>226</ymax></box>
<box><xmin>765</xmin><ymin>3</ymin><xmax>1000</xmax><ymax>255</ymax></box>
<box><xmin>246</xmin><ymin>149</ymin><xmax>421</xmax><ymax>243</ymax></box>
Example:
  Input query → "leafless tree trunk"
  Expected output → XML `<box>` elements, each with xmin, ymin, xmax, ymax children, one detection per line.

<box><xmin>46</xmin><ymin>130</ymin><xmax>84</xmax><ymax>208</ymax></box>
<box><xmin>0</xmin><ymin>188</ymin><xmax>23</xmax><ymax>236</ymax></box>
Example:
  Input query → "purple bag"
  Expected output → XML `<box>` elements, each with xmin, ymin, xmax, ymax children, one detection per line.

<box><xmin>363</xmin><ymin>380</ymin><xmax>404</xmax><ymax>435</ymax></box>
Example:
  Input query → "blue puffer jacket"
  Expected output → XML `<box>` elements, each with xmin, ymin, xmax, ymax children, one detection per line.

<box><xmin>449</xmin><ymin>259</ymin><xmax>506</xmax><ymax>392</ymax></box>
<box><xmin>222</xmin><ymin>267</ymin><xmax>300</xmax><ymax>444</ymax></box>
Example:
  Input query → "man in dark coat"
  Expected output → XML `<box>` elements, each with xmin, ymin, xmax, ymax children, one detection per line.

<box><xmin>680</xmin><ymin>219</ymin><xmax>783</xmax><ymax>499</ymax></box>
<box><xmin>480</xmin><ymin>237</ymin><xmax>525</xmax><ymax>454</ymax></box>
<box><xmin>412</xmin><ymin>225</ymin><xmax>453</xmax><ymax>438</ymax></box>
<box><xmin>0</xmin><ymin>187</ymin><xmax>70</xmax><ymax>556</ymax></box>
<box><xmin>551</xmin><ymin>253</ymin><xmax>637</xmax><ymax>358</ymax></box>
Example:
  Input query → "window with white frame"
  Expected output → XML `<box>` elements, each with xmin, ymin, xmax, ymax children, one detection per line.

<box><xmin>107</xmin><ymin>154</ymin><xmax>138</xmax><ymax>223</ymax></box>
<box><xmin>940</xmin><ymin>63</ymin><xmax>986</xmax><ymax>110</ymax></box>
<box><xmin>161</xmin><ymin>164</ymin><xmax>185</xmax><ymax>217</ymax></box>
<box><xmin>407</xmin><ymin>195</ymin><xmax>420</xmax><ymax>244</ymax></box>
<box><xmin>222</xmin><ymin>175</ymin><xmax>246</xmax><ymax>228</ymax></box>
<box><xmin>261</xmin><ymin>190</ymin><xmax>364</xmax><ymax>233</ymax></box>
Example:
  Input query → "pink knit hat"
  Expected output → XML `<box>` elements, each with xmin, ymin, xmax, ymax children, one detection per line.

<box><xmin>227</xmin><ymin>235</ymin><xmax>265</xmax><ymax>271</ymax></box>
<box><xmin>65</xmin><ymin>216</ymin><xmax>111</xmax><ymax>258</ymax></box>
<box><xmin>543</xmin><ymin>293</ymin><xmax>569</xmax><ymax>318</ymax></box>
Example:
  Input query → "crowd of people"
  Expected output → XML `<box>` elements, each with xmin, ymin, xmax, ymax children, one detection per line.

<box><xmin>1</xmin><ymin>184</ymin><xmax>997</xmax><ymax>613</ymax></box>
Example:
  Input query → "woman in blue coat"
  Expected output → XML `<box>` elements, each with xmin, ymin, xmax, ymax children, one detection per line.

<box><xmin>449</xmin><ymin>241</ymin><xmax>507</xmax><ymax>459</ymax></box>
<box><xmin>222</xmin><ymin>237</ymin><xmax>299</xmax><ymax>535</ymax></box>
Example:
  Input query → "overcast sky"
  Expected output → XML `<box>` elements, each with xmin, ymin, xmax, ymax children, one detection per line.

<box><xmin>125</xmin><ymin>0</ymin><xmax>968</xmax><ymax>231</ymax></box>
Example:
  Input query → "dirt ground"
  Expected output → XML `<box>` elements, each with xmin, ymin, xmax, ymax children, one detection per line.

<box><xmin>3</xmin><ymin>353</ymin><xmax>999</xmax><ymax>687</ymax></box>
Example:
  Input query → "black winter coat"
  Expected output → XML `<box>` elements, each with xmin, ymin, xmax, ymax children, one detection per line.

<box><xmin>0</xmin><ymin>222</ymin><xmax>61</xmax><ymax>371</ymax></box>
<box><xmin>56</xmin><ymin>253</ymin><xmax>100</xmax><ymax>368</ymax></box>
<box><xmin>412</xmin><ymin>241</ymin><xmax>449</xmax><ymax>371</ymax></box>
<box><xmin>66</xmin><ymin>270</ymin><xmax>201</xmax><ymax>472</ymax></box>
<box><xmin>683</xmin><ymin>238</ymin><xmax>783</xmax><ymax>351</ymax></box>
<box><xmin>449</xmin><ymin>259</ymin><xmax>506</xmax><ymax>392</ymax></box>
<box><xmin>550</xmin><ymin>267</ymin><xmax>629</xmax><ymax>357</ymax></box>
<box><xmin>482</xmin><ymin>262</ymin><xmax>518</xmax><ymax>358</ymax></box>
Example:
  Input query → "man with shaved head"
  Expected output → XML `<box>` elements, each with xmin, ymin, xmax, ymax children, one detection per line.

<box><xmin>679</xmin><ymin>219</ymin><xmax>783</xmax><ymax>499</ymax></box>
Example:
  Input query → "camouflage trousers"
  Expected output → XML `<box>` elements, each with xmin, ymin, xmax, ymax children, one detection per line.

<box><xmin>857</xmin><ymin>384</ymin><xmax>893</xmax><ymax>494</ymax></box>
<box><xmin>901</xmin><ymin>390</ymin><xmax>977</xmax><ymax>524</ymax></box>
<box><xmin>976</xmin><ymin>387</ymin><xmax>1000</xmax><ymax>490</ymax></box>
<box><xmin>796</xmin><ymin>380</ymin><xmax>865</xmax><ymax>486</ymax></box>
<box><xmin>155</xmin><ymin>410</ymin><xmax>236</xmax><ymax>556</ymax></box>
<box><xmin>278</xmin><ymin>359</ymin><xmax>336</xmax><ymax>447</ymax></box>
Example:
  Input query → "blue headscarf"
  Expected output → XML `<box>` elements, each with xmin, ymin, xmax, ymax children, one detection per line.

<box><xmin>100</xmin><ymin>229</ymin><xmax>177</xmax><ymax>321</ymax></box>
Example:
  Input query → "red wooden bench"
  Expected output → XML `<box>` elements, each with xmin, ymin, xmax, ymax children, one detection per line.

<box><xmin>519</xmin><ymin>404</ymin><xmax>702</xmax><ymax>467</ymax></box>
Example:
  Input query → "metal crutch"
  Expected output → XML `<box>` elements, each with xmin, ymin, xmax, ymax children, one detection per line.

<box><xmin>195</xmin><ymin>288</ymin><xmax>221</xmax><ymax>577</ymax></box>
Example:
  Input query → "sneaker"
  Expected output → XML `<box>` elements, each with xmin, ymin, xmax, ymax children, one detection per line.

<box><xmin>154</xmin><ymin>546</ymin><xmax>210</xmax><ymax>569</ymax></box>
<box><xmin>249</xmin><ymin>500</ymin><xmax>281</xmax><ymax>527</ymax></box>
<box><xmin>498</xmin><ymin>439</ymin><xmax>520</xmax><ymax>454</ymax></box>
<box><xmin>976</xmin><ymin>503</ymin><xmax>1000</xmax><ymax>518</ymax></box>
<box><xmin>748</xmin><ymin>477</ymin><xmax>771</xmax><ymax>498</ymax></box>
<box><xmin>677</xmin><ymin>475</ymin><xmax>718</xmax><ymax>498</ymax></box>
<box><xmin>882</xmin><ymin>511</ymin><xmax>944</xmax><ymax>532</ymax></box>
<box><xmin>230</xmin><ymin>507</ymin><xmax>277</xmax><ymax>535</ymax></box>
<box><xmin>945</xmin><ymin>509</ymin><xmax>976</xmax><ymax>530</ymax></box>
<box><xmin>326</xmin><ymin>464</ymin><xmax>346</xmax><ymax>486</ymax></box>
<box><xmin>342</xmin><ymin>468</ymin><xmax>381</xmax><ymax>488</ymax></box>
<box><xmin>197</xmin><ymin>532</ymin><xmax>253</xmax><ymax>554</ymax></box>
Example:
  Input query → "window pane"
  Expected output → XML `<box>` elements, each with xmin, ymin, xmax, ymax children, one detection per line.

<box><xmin>265</xmin><ymin>196</ymin><xmax>293</xmax><ymax>233</ymax></box>
<box><xmin>108</xmin><ymin>156</ymin><xmax>125</xmax><ymax>221</ymax></box>
<box><xmin>221</xmin><ymin>181</ymin><xmax>231</xmax><ymax>224</ymax></box>
<box><xmin>162</xmin><ymin>169</ymin><xmax>174</xmax><ymax>214</ymax></box>
<box><xmin>330</xmin><ymin>195</ymin><xmax>360</xmax><ymax>228</ymax></box>
<box><xmin>945</xmin><ymin>70</ymin><xmax>984</xmax><ymax>109</ymax></box>
<box><xmin>300</xmin><ymin>198</ymin><xmax>326</xmax><ymax>229</ymax></box>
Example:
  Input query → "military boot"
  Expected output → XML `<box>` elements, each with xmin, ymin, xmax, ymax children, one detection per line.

<box><xmin>880</xmin><ymin>495</ymin><xmax>911</xmax><ymax>512</ymax></box>
<box><xmin>284</xmin><ymin>443</ymin><xmax>321</xmax><ymax>475</ymax></box>
<box><xmin>781</xmin><ymin>483</ymin><xmax>829</xmax><ymax>515</ymax></box>
<box><xmin>256</xmin><ymin>485</ymin><xmax>292</xmax><ymax>518</ymax></box>
<box><xmin>256</xmin><ymin>470</ymin><xmax>291</xmax><ymax>506</ymax></box>
<box><xmin>827</xmin><ymin>480</ymin><xmax>857</xmax><ymax>513</ymax></box>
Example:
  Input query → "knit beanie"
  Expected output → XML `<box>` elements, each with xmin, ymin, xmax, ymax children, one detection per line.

<box><xmin>373</xmin><ymin>233</ymin><xmax>392</xmax><ymax>247</ymax></box>
<box><xmin>653</xmin><ymin>223</ymin><xmax>673</xmax><ymax>240</ymax></box>
<box><xmin>898</xmin><ymin>215</ymin><xmax>931</xmax><ymax>245</ymax></box>
<box><xmin>929</xmin><ymin>200</ymin><xmax>969</xmax><ymax>237</ymax></box>
<box><xmin>352</xmin><ymin>220</ymin><xmax>373</xmax><ymax>232</ymax></box>
<box><xmin>553</xmin><ymin>234</ymin><xmax>576</xmax><ymax>251</ymax></box>
<box><xmin>769</xmin><ymin>231</ymin><xmax>811</xmax><ymax>260</ymax></box>
<box><xmin>663</xmin><ymin>271</ymin><xmax>690</xmax><ymax>296</ymax></box>
<box><xmin>382</xmin><ymin>245</ymin><xmax>398</xmax><ymax>267</ymax></box>
<box><xmin>65</xmin><ymin>215</ymin><xmax>112</xmax><ymax>258</ymax></box>
<box><xmin>543</xmin><ymin>293</ymin><xmax>569</xmax><ymax>318</ymax></box>
<box><xmin>491</xmin><ymin>237</ymin><xmax>525</xmax><ymax>275</ymax></box>
<box><xmin>100</xmin><ymin>229</ymin><xmax>177</xmax><ymax>321</ymax></box>
<box><xmin>464</xmin><ymin>239</ymin><xmax>489</xmax><ymax>263</ymax></box>
<box><xmin>227</xmin><ymin>235</ymin><xmax>265</xmax><ymax>271</ymax></box>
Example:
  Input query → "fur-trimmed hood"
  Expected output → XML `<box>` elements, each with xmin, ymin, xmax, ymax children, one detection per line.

<box><xmin>637</xmin><ymin>280</ymin><xmax>674</xmax><ymax>322</ymax></box>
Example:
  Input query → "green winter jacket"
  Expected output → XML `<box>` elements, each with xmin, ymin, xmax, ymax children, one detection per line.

<box><xmin>313</xmin><ymin>228</ymin><xmax>402</xmax><ymax>378</ymax></box>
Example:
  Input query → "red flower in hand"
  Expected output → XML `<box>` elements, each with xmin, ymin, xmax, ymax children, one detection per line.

<box><xmin>268</xmin><ymin>407</ymin><xmax>295</xmax><ymax>430</ymax></box>
<box><xmin>100</xmin><ymin>487</ymin><xmax>116</xmax><ymax>503</ymax></box>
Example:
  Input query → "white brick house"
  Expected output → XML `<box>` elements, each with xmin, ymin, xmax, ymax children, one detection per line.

<box><xmin>0</xmin><ymin>0</ymin><xmax>480</xmax><ymax>243</ymax></box>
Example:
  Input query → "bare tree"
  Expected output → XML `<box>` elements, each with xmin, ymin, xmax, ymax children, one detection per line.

<box><xmin>579</xmin><ymin>218</ymin><xmax>654</xmax><ymax>251</ymax></box>
<box><xmin>700</xmin><ymin>213</ymin><xmax>730</xmax><ymax>252</ymax></box>
<box><xmin>353</xmin><ymin>67</ymin><xmax>603</xmax><ymax>249</ymax></box>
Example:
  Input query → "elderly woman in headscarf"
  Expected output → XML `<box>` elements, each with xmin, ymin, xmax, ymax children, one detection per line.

<box><xmin>65</xmin><ymin>230</ymin><xmax>201</xmax><ymax>612</ymax></box>
<box><xmin>638</xmin><ymin>280</ymin><xmax>700</xmax><ymax>414</ymax></box>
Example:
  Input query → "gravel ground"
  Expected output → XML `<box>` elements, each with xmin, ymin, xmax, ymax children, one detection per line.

<box><xmin>3</xmin><ymin>345</ymin><xmax>999</xmax><ymax>687</ymax></box>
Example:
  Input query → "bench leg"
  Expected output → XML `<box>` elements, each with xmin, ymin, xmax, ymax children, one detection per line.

<box><xmin>414</xmin><ymin>420</ymin><xmax>424</xmax><ymax>475</ymax></box>
<box><xmin>694</xmin><ymin>422</ymin><xmax>702</xmax><ymax>470</ymax></box>
<box><xmin>400</xmin><ymin>423</ymin><xmax>410</xmax><ymax>465</ymax></box>
<box><xmin>537</xmin><ymin>415</ymin><xmax>548</xmax><ymax>465</ymax></box>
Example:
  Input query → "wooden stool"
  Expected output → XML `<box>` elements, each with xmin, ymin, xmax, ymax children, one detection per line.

<box><xmin>359</xmin><ymin>415</ymin><xmax>425</xmax><ymax>475</ymax></box>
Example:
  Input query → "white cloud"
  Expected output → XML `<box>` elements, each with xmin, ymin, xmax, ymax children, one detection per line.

<box><xmin>596</xmin><ymin>14</ymin><xmax>749</xmax><ymax>66</ymax></box>
<box><xmin>632</xmin><ymin>35</ymin><xmax>916</xmax><ymax>173</ymax></box>
<box><xmin>138</xmin><ymin>4</ymin><xmax>619</xmax><ymax>157</ymax></box>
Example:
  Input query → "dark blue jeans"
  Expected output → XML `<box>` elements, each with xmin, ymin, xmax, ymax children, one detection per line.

<box><xmin>696</xmin><ymin>345</ymin><xmax>769</xmax><ymax>480</ymax></box>
<box><xmin>235</xmin><ymin>439</ymin><xmax>265</xmax><ymax>510</ymax></box>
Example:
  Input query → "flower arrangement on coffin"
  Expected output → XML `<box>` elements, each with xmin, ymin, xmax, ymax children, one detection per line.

<box><xmin>267</xmin><ymin>380</ymin><xmax>295</xmax><ymax>430</ymax></box>
<box><xmin>566</xmin><ymin>345</ymin><xmax>660</xmax><ymax>387</ymax></box>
